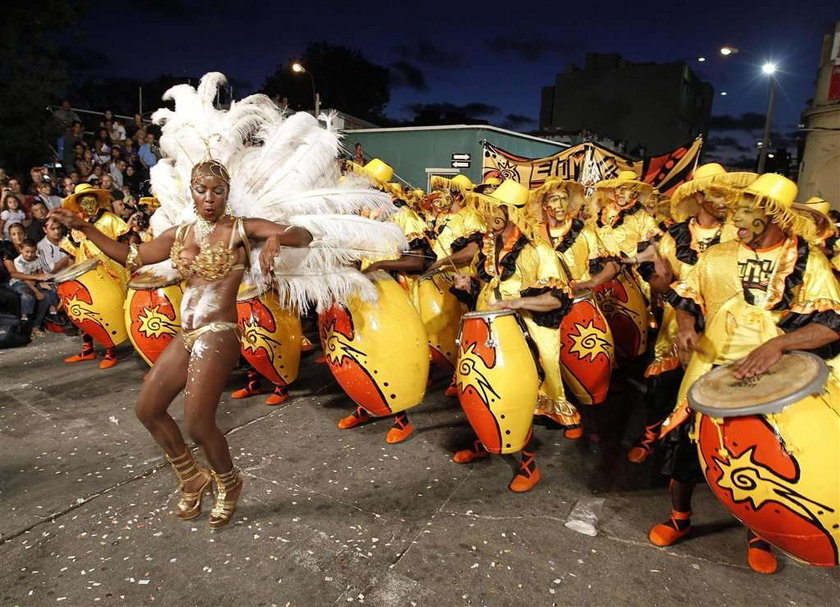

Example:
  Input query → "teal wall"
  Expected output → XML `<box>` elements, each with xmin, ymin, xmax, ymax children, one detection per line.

<box><xmin>344</xmin><ymin>126</ymin><xmax>567</xmax><ymax>191</ymax></box>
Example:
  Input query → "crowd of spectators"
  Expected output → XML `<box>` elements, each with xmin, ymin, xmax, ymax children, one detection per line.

<box><xmin>0</xmin><ymin>100</ymin><xmax>160</xmax><ymax>346</ymax></box>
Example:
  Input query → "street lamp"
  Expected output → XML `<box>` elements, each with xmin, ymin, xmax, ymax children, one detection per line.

<box><xmin>719</xmin><ymin>46</ymin><xmax>739</xmax><ymax>57</ymax></box>
<box><xmin>757</xmin><ymin>62</ymin><xmax>778</xmax><ymax>173</ymax></box>
<box><xmin>291</xmin><ymin>61</ymin><xmax>320</xmax><ymax>118</ymax></box>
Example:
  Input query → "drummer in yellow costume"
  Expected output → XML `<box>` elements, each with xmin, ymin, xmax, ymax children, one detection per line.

<box><xmin>451</xmin><ymin>180</ymin><xmax>573</xmax><ymax>491</ymax></box>
<box><xmin>649</xmin><ymin>173</ymin><xmax>840</xmax><ymax>575</ymax></box>
<box><xmin>626</xmin><ymin>164</ymin><xmax>752</xmax><ymax>463</ymax></box>
<box><xmin>61</xmin><ymin>183</ymin><xmax>129</xmax><ymax>368</ymax></box>
<box><xmin>528</xmin><ymin>178</ymin><xmax>622</xmax><ymax>438</ymax></box>
<box><xmin>337</xmin><ymin>159</ymin><xmax>433</xmax><ymax>443</ymax></box>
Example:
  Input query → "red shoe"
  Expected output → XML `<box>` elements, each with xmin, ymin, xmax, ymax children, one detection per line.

<box><xmin>65</xmin><ymin>350</ymin><xmax>96</xmax><ymax>363</ymax></box>
<box><xmin>385</xmin><ymin>415</ymin><xmax>414</xmax><ymax>444</ymax></box>
<box><xmin>99</xmin><ymin>353</ymin><xmax>118</xmax><ymax>369</ymax></box>
<box><xmin>628</xmin><ymin>422</ymin><xmax>662</xmax><ymax>463</ymax></box>
<box><xmin>265</xmin><ymin>385</ymin><xmax>289</xmax><ymax>406</ymax></box>
<box><xmin>509</xmin><ymin>455</ymin><xmax>541</xmax><ymax>493</ymax></box>
<box><xmin>747</xmin><ymin>535</ymin><xmax>778</xmax><ymax>574</ymax></box>
<box><xmin>232</xmin><ymin>385</ymin><xmax>263</xmax><ymax>399</ymax></box>
<box><xmin>338</xmin><ymin>407</ymin><xmax>371</xmax><ymax>429</ymax></box>
<box><xmin>564</xmin><ymin>425</ymin><xmax>584</xmax><ymax>440</ymax></box>
<box><xmin>648</xmin><ymin>510</ymin><xmax>692</xmax><ymax>546</ymax></box>
<box><xmin>452</xmin><ymin>440</ymin><xmax>488</xmax><ymax>464</ymax></box>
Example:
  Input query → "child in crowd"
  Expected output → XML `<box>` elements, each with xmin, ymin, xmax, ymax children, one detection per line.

<box><xmin>11</xmin><ymin>238</ymin><xmax>59</xmax><ymax>336</ymax></box>
<box><xmin>1</xmin><ymin>194</ymin><xmax>26</xmax><ymax>237</ymax></box>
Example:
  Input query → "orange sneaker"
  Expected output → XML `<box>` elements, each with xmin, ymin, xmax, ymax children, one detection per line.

<box><xmin>265</xmin><ymin>385</ymin><xmax>289</xmax><ymax>406</ymax></box>
<box><xmin>337</xmin><ymin>407</ymin><xmax>371</xmax><ymax>429</ymax></box>
<box><xmin>564</xmin><ymin>425</ymin><xmax>584</xmax><ymax>440</ymax></box>
<box><xmin>747</xmin><ymin>535</ymin><xmax>778</xmax><ymax>574</ymax></box>
<box><xmin>232</xmin><ymin>385</ymin><xmax>263</xmax><ymax>399</ymax></box>
<box><xmin>509</xmin><ymin>461</ymin><xmax>541</xmax><ymax>493</ymax></box>
<box><xmin>628</xmin><ymin>422</ymin><xmax>662</xmax><ymax>463</ymax></box>
<box><xmin>64</xmin><ymin>350</ymin><xmax>96</xmax><ymax>363</ymax></box>
<box><xmin>648</xmin><ymin>510</ymin><xmax>692</xmax><ymax>546</ymax></box>
<box><xmin>452</xmin><ymin>440</ymin><xmax>488</xmax><ymax>464</ymax></box>
<box><xmin>99</xmin><ymin>354</ymin><xmax>118</xmax><ymax>369</ymax></box>
<box><xmin>385</xmin><ymin>415</ymin><xmax>414</xmax><ymax>444</ymax></box>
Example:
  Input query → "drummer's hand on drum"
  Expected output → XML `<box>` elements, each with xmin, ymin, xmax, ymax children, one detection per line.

<box><xmin>734</xmin><ymin>340</ymin><xmax>783</xmax><ymax>379</ymax></box>
<box><xmin>452</xmin><ymin>273</ymin><xmax>472</xmax><ymax>292</ymax></box>
<box><xmin>48</xmin><ymin>208</ymin><xmax>86</xmax><ymax>230</ymax></box>
<box><xmin>676</xmin><ymin>327</ymin><xmax>700</xmax><ymax>361</ymax></box>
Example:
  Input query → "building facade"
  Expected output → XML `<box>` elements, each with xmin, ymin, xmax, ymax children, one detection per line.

<box><xmin>799</xmin><ymin>21</ymin><xmax>840</xmax><ymax>205</ymax></box>
<box><xmin>539</xmin><ymin>53</ymin><xmax>713</xmax><ymax>155</ymax></box>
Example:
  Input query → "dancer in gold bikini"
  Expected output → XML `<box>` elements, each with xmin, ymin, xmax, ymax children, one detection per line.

<box><xmin>51</xmin><ymin>160</ymin><xmax>313</xmax><ymax>529</ymax></box>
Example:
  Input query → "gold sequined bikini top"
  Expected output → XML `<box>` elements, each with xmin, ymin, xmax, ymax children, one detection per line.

<box><xmin>170</xmin><ymin>217</ymin><xmax>251</xmax><ymax>282</ymax></box>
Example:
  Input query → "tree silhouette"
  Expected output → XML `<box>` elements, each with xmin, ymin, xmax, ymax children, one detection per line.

<box><xmin>262</xmin><ymin>42</ymin><xmax>390</xmax><ymax>121</ymax></box>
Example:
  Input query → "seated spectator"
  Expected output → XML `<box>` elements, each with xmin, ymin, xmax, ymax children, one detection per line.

<box><xmin>1</xmin><ymin>194</ymin><xmax>26</xmax><ymax>237</ymax></box>
<box><xmin>127</xmin><ymin>113</ymin><xmax>144</xmax><ymax>138</ymax></box>
<box><xmin>138</xmin><ymin>133</ymin><xmax>159</xmax><ymax>175</ymax></box>
<box><xmin>120</xmin><ymin>186</ymin><xmax>136</xmax><ymax>207</ymax></box>
<box><xmin>88</xmin><ymin>165</ymin><xmax>105</xmax><ymax>184</ymax></box>
<box><xmin>110</xmin><ymin>118</ymin><xmax>127</xmax><ymax>143</ymax></box>
<box><xmin>2</xmin><ymin>226</ymin><xmax>44</xmax><ymax>332</ymax></box>
<box><xmin>53</xmin><ymin>100</ymin><xmax>83</xmax><ymax>130</ymax></box>
<box><xmin>59</xmin><ymin>176</ymin><xmax>75</xmax><ymax>198</ymax></box>
<box><xmin>123</xmin><ymin>164</ymin><xmax>141</xmax><ymax>194</ymax></box>
<box><xmin>112</xmin><ymin>196</ymin><xmax>134</xmax><ymax>221</ymax></box>
<box><xmin>121</xmin><ymin>138</ymin><xmax>139</xmax><ymax>168</ymax></box>
<box><xmin>76</xmin><ymin>148</ymin><xmax>94</xmax><ymax>178</ymax></box>
<box><xmin>0</xmin><ymin>234</ymin><xmax>21</xmax><ymax>317</ymax></box>
<box><xmin>27</xmin><ymin>167</ymin><xmax>46</xmax><ymax>195</ymax></box>
<box><xmin>100</xmin><ymin>109</ymin><xmax>114</xmax><ymax>127</ymax></box>
<box><xmin>10</xmin><ymin>238</ymin><xmax>58</xmax><ymax>336</ymax></box>
<box><xmin>37</xmin><ymin>218</ymin><xmax>71</xmax><ymax>274</ymax></box>
<box><xmin>68</xmin><ymin>171</ymin><xmax>81</xmax><ymax>186</ymax></box>
<box><xmin>26</xmin><ymin>201</ymin><xmax>49</xmax><ymax>242</ymax></box>
<box><xmin>92</xmin><ymin>139</ymin><xmax>111</xmax><ymax>166</ymax></box>
<box><xmin>110</xmin><ymin>159</ymin><xmax>127</xmax><ymax>188</ymax></box>
<box><xmin>101</xmin><ymin>174</ymin><xmax>123</xmax><ymax>201</ymax></box>
<box><xmin>33</xmin><ymin>182</ymin><xmax>62</xmax><ymax>211</ymax></box>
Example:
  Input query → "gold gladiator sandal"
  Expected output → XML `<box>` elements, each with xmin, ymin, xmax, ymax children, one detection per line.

<box><xmin>209</xmin><ymin>468</ymin><xmax>244</xmax><ymax>530</ymax></box>
<box><xmin>166</xmin><ymin>449</ymin><xmax>212</xmax><ymax>520</ymax></box>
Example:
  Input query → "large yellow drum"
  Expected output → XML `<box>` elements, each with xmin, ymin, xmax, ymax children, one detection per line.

<box><xmin>318</xmin><ymin>271</ymin><xmax>429</xmax><ymax>416</ymax></box>
<box><xmin>236</xmin><ymin>284</ymin><xmax>302</xmax><ymax>389</ymax></box>
<box><xmin>411</xmin><ymin>272</ymin><xmax>467</xmax><ymax>370</ymax></box>
<box><xmin>456</xmin><ymin>309</ymin><xmax>540</xmax><ymax>454</ymax></box>
<box><xmin>689</xmin><ymin>352</ymin><xmax>840</xmax><ymax>567</ymax></box>
<box><xmin>55</xmin><ymin>259</ymin><xmax>127</xmax><ymax>348</ymax></box>
<box><xmin>124</xmin><ymin>269</ymin><xmax>183</xmax><ymax>366</ymax></box>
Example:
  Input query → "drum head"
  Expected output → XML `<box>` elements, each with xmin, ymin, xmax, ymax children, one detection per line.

<box><xmin>129</xmin><ymin>269</ymin><xmax>181</xmax><ymax>289</ymax></box>
<box><xmin>237</xmin><ymin>282</ymin><xmax>268</xmax><ymax>302</ymax></box>
<box><xmin>54</xmin><ymin>258</ymin><xmax>100</xmax><ymax>283</ymax></box>
<box><xmin>462</xmin><ymin>309</ymin><xmax>516</xmax><ymax>321</ymax></box>
<box><xmin>688</xmin><ymin>351</ymin><xmax>829</xmax><ymax>418</ymax></box>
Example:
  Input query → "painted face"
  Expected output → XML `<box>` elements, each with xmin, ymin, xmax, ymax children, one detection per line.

<box><xmin>544</xmin><ymin>188</ymin><xmax>570</xmax><ymax>222</ymax></box>
<box><xmin>697</xmin><ymin>188</ymin><xmax>729</xmax><ymax>220</ymax></box>
<box><xmin>432</xmin><ymin>191</ymin><xmax>452</xmax><ymax>212</ymax></box>
<box><xmin>732</xmin><ymin>195</ymin><xmax>769</xmax><ymax>247</ymax></box>
<box><xmin>614</xmin><ymin>185</ymin><xmax>635</xmax><ymax>208</ymax></box>
<box><xmin>487</xmin><ymin>205</ymin><xmax>508</xmax><ymax>234</ymax></box>
<box><xmin>191</xmin><ymin>174</ymin><xmax>229</xmax><ymax>223</ymax></box>
<box><xmin>78</xmin><ymin>195</ymin><xmax>99</xmax><ymax>217</ymax></box>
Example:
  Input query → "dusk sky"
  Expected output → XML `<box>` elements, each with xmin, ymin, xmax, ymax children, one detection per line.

<box><xmin>72</xmin><ymin>0</ymin><xmax>837</xmax><ymax>160</ymax></box>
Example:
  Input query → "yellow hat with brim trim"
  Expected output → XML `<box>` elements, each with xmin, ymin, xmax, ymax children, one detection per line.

<box><xmin>800</xmin><ymin>196</ymin><xmax>831</xmax><ymax>218</ymax></box>
<box><xmin>363</xmin><ymin>158</ymin><xmax>394</xmax><ymax>183</ymax></box>
<box><xmin>595</xmin><ymin>170</ymin><xmax>652</xmax><ymax>192</ymax></box>
<box><xmin>528</xmin><ymin>178</ymin><xmax>585</xmax><ymax>215</ymax></box>
<box><xmin>743</xmin><ymin>173</ymin><xmax>814</xmax><ymax>239</ymax></box>
<box><xmin>793</xmin><ymin>197</ymin><xmax>834</xmax><ymax>240</ymax></box>
<box><xmin>346</xmin><ymin>158</ymin><xmax>403</xmax><ymax>197</ymax></box>
<box><xmin>670</xmin><ymin>164</ymin><xmax>758</xmax><ymax>222</ymax></box>
<box><xmin>483</xmin><ymin>176</ymin><xmax>502</xmax><ymax>186</ymax></box>
<box><xmin>430</xmin><ymin>173</ymin><xmax>474</xmax><ymax>194</ymax></box>
<box><xmin>487</xmin><ymin>180</ymin><xmax>529</xmax><ymax>208</ymax></box>
<box><xmin>62</xmin><ymin>183</ymin><xmax>111</xmax><ymax>214</ymax></box>
<box><xmin>138</xmin><ymin>196</ymin><xmax>160</xmax><ymax>210</ymax></box>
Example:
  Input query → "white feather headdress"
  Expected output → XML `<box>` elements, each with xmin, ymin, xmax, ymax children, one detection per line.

<box><xmin>148</xmin><ymin>72</ymin><xmax>405</xmax><ymax>311</ymax></box>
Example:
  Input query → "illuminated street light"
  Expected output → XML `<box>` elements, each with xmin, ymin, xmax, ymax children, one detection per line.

<box><xmin>290</xmin><ymin>61</ymin><xmax>320</xmax><ymax>117</ymax></box>
<box><xmin>762</xmin><ymin>62</ymin><xmax>778</xmax><ymax>75</ymax></box>
<box><xmin>720</xmin><ymin>91</ymin><xmax>728</xmax><ymax>96</ymax></box>
<box><xmin>698</xmin><ymin>57</ymin><xmax>706</xmax><ymax>62</ymax></box>
<box><xmin>719</xmin><ymin>46</ymin><xmax>739</xmax><ymax>57</ymax></box>
<box><xmin>757</xmin><ymin>62</ymin><xmax>779</xmax><ymax>173</ymax></box>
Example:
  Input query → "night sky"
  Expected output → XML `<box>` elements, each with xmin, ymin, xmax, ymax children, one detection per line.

<box><xmin>74</xmin><ymin>0</ymin><xmax>837</xmax><ymax>161</ymax></box>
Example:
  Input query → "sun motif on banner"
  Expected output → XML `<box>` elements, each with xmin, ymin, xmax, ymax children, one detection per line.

<box><xmin>137</xmin><ymin>305</ymin><xmax>179</xmax><ymax>339</ymax></box>
<box><xmin>567</xmin><ymin>320</ymin><xmax>613</xmax><ymax>363</ymax></box>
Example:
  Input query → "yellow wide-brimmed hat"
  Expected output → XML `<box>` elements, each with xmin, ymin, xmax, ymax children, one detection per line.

<box><xmin>798</xmin><ymin>196</ymin><xmax>831</xmax><ymax>217</ymax></box>
<box><xmin>529</xmin><ymin>177</ymin><xmax>585</xmax><ymax>212</ymax></box>
<box><xmin>742</xmin><ymin>173</ymin><xmax>813</xmax><ymax>238</ymax></box>
<box><xmin>138</xmin><ymin>196</ymin><xmax>160</xmax><ymax>211</ymax></box>
<box><xmin>487</xmin><ymin>179</ymin><xmax>529</xmax><ymax>208</ymax></box>
<box><xmin>346</xmin><ymin>158</ymin><xmax>404</xmax><ymax>197</ymax></box>
<box><xmin>62</xmin><ymin>183</ymin><xmax>111</xmax><ymax>213</ymax></box>
<box><xmin>595</xmin><ymin>170</ymin><xmax>651</xmax><ymax>191</ymax></box>
<box><xmin>793</xmin><ymin>196</ymin><xmax>834</xmax><ymax>240</ymax></box>
<box><xmin>670</xmin><ymin>163</ymin><xmax>757</xmax><ymax>222</ymax></box>
<box><xmin>430</xmin><ymin>173</ymin><xmax>474</xmax><ymax>194</ymax></box>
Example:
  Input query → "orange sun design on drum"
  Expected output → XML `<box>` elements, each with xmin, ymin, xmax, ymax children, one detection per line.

<box><xmin>63</xmin><ymin>294</ymin><xmax>100</xmax><ymax>324</ymax></box>
<box><xmin>567</xmin><ymin>320</ymin><xmax>613</xmax><ymax>363</ymax></box>
<box><xmin>137</xmin><ymin>306</ymin><xmax>179</xmax><ymax>339</ymax></box>
<box><xmin>457</xmin><ymin>342</ymin><xmax>501</xmax><ymax>405</ymax></box>
<box><xmin>715</xmin><ymin>447</ymin><xmax>834</xmax><ymax>529</ymax></box>
<box><xmin>322</xmin><ymin>318</ymin><xmax>368</xmax><ymax>367</ymax></box>
<box><xmin>240</xmin><ymin>319</ymin><xmax>284</xmax><ymax>360</ymax></box>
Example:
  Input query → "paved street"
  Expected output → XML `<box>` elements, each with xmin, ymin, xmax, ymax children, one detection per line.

<box><xmin>1</xmin><ymin>333</ymin><xmax>838</xmax><ymax>606</ymax></box>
